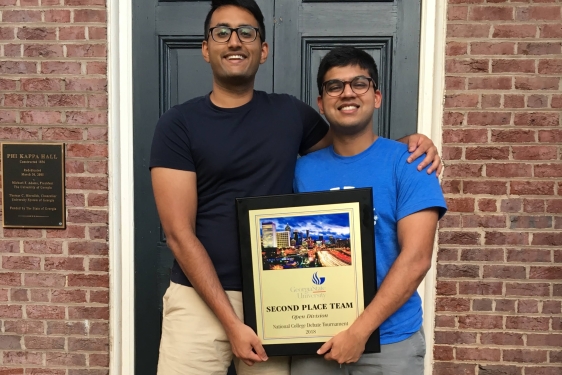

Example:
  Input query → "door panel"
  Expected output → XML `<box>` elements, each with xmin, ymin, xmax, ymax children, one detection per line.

<box><xmin>274</xmin><ymin>0</ymin><xmax>420</xmax><ymax>139</ymax></box>
<box><xmin>133</xmin><ymin>1</ymin><xmax>420</xmax><ymax>373</ymax></box>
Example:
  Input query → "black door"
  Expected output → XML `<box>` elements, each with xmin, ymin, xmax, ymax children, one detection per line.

<box><xmin>132</xmin><ymin>1</ymin><xmax>420</xmax><ymax>373</ymax></box>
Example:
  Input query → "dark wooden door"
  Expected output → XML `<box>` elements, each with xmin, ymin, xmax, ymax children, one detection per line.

<box><xmin>132</xmin><ymin>1</ymin><xmax>420</xmax><ymax>373</ymax></box>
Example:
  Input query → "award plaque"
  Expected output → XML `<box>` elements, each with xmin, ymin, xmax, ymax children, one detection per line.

<box><xmin>236</xmin><ymin>188</ymin><xmax>380</xmax><ymax>356</ymax></box>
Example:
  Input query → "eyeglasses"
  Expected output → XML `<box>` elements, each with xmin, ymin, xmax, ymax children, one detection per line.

<box><xmin>208</xmin><ymin>26</ymin><xmax>260</xmax><ymax>43</ymax></box>
<box><xmin>322</xmin><ymin>76</ymin><xmax>376</xmax><ymax>97</ymax></box>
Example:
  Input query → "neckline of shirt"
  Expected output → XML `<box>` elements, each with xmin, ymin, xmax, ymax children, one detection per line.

<box><xmin>205</xmin><ymin>90</ymin><xmax>258</xmax><ymax>113</ymax></box>
<box><xmin>328</xmin><ymin>137</ymin><xmax>382</xmax><ymax>164</ymax></box>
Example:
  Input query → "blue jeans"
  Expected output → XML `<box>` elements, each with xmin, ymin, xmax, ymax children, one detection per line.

<box><xmin>291</xmin><ymin>329</ymin><xmax>425</xmax><ymax>375</ymax></box>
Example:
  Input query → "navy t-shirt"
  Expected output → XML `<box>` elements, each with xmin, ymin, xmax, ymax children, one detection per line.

<box><xmin>150</xmin><ymin>91</ymin><xmax>329</xmax><ymax>290</ymax></box>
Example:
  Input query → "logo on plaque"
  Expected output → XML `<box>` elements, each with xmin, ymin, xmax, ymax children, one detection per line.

<box><xmin>312</xmin><ymin>272</ymin><xmax>325</xmax><ymax>285</ymax></box>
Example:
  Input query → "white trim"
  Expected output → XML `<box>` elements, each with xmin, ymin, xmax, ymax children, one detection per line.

<box><xmin>108</xmin><ymin>0</ymin><xmax>135</xmax><ymax>373</ymax></box>
<box><xmin>417</xmin><ymin>1</ymin><xmax>447</xmax><ymax>375</ymax></box>
<box><xmin>107</xmin><ymin>0</ymin><xmax>447</xmax><ymax>373</ymax></box>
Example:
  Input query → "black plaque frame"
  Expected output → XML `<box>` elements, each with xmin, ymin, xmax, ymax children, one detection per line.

<box><xmin>236</xmin><ymin>188</ymin><xmax>379</xmax><ymax>356</ymax></box>
<box><xmin>1</xmin><ymin>143</ymin><xmax>66</xmax><ymax>229</ymax></box>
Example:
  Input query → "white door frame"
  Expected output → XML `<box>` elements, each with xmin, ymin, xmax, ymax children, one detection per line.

<box><xmin>106</xmin><ymin>1</ymin><xmax>447</xmax><ymax>373</ymax></box>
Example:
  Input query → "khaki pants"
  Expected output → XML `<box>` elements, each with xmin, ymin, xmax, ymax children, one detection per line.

<box><xmin>157</xmin><ymin>282</ymin><xmax>290</xmax><ymax>375</ymax></box>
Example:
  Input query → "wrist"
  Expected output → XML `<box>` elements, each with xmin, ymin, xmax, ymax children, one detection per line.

<box><xmin>349</xmin><ymin>320</ymin><xmax>372</xmax><ymax>343</ymax></box>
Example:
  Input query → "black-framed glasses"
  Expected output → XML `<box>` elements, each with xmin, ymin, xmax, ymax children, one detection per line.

<box><xmin>208</xmin><ymin>26</ymin><xmax>260</xmax><ymax>43</ymax></box>
<box><xmin>322</xmin><ymin>76</ymin><xmax>376</xmax><ymax>97</ymax></box>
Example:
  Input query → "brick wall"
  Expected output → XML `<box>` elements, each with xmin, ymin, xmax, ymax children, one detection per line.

<box><xmin>0</xmin><ymin>0</ymin><xmax>109</xmax><ymax>373</ymax></box>
<box><xmin>436</xmin><ymin>1</ymin><xmax>561</xmax><ymax>375</ymax></box>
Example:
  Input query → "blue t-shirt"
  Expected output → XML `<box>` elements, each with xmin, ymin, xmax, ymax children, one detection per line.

<box><xmin>293</xmin><ymin>137</ymin><xmax>447</xmax><ymax>345</ymax></box>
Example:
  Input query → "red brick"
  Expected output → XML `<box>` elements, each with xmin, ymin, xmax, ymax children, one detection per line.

<box><xmin>434</xmin><ymin>363</ymin><xmax>477</xmax><ymax>375</ymax></box>
<box><xmin>46</xmin><ymin>225</ymin><xmax>86</xmax><ymax>239</ymax></box>
<box><xmin>2</xmin><ymin>256</ymin><xmax>41</xmax><ymax>270</ymax></box>
<box><xmin>26</xmin><ymin>305</ymin><xmax>65</xmax><ymax>319</ymax></box>
<box><xmin>0</xmin><ymin>335</ymin><xmax>22</xmax><ymax>350</ymax></box>
<box><xmin>489</xmin><ymin>164</ymin><xmax>534</xmax><ymax>178</ymax></box>
<box><xmin>88</xmin><ymin>27</ymin><xmax>107</xmax><ymax>40</ymax></box>
<box><xmin>515</xmin><ymin>112</ymin><xmax>559</xmax><ymax>127</ymax></box>
<box><xmin>89</xmin><ymin>321</ymin><xmax>108</xmax><ymax>335</ymax></box>
<box><xmin>510</xmin><ymin>215</ymin><xmax>552</xmax><ymax>229</ymax></box>
<box><xmin>11</xmin><ymin>289</ymin><xmax>28</xmax><ymax>302</ymax></box>
<box><xmin>444</xmin><ymin>164</ymin><xmax>483</xmax><ymax>178</ymax></box>
<box><xmin>446</xmin><ymin>197</ymin><xmax>475</xmax><ymax>212</ymax></box>
<box><xmin>87</xmin><ymin>94</ymin><xmax>107</xmax><ymax>108</ymax></box>
<box><xmin>492</xmin><ymin>59</ymin><xmax>535</xmax><ymax>73</ymax></box>
<box><xmin>47</xmin><ymin>321</ymin><xmax>86</xmax><ymax>335</ymax></box>
<box><xmin>546</xmin><ymin>200</ymin><xmax>562</xmax><ymax>213</ymax></box>
<box><xmin>66</xmin><ymin>44</ymin><xmax>106</xmax><ymax>58</ymax></box>
<box><xmin>438</xmin><ymin>264</ymin><xmax>480</xmax><ymax>279</ymax></box>
<box><xmin>517</xmin><ymin>6</ymin><xmax>561</xmax><ymax>21</ymax></box>
<box><xmin>435</xmin><ymin>315</ymin><xmax>456</xmax><ymax>328</ymax></box>
<box><xmin>538</xmin><ymin>59</ymin><xmax>562</xmax><ymax>75</ymax></box>
<box><xmin>481</xmin><ymin>94</ymin><xmax>501</xmax><ymax>108</ymax></box>
<box><xmin>26</xmin><ymin>94</ymin><xmax>46</xmax><ymax>107</ymax></box>
<box><xmin>442</xmin><ymin>180</ymin><xmax>461</xmax><ymax>195</ymax></box>
<box><xmin>30</xmin><ymin>289</ymin><xmax>49</xmax><ymax>302</ymax></box>
<box><xmin>44</xmin><ymin>10</ymin><xmax>71</xmax><ymax>23</ymax></box>
<box><xmin>25</xmin><ymin>369</ymin><xmax>65</xmax><ymax>375</ymax></box>
<box><xmin>3</xmin><ymin>351</ymin><xmax>42</xmax><ymax>365</ymax></box>
<box><xmin>443</xmin><ymin>111</ymin><xmax>465</xmax><ymax>125</ymax></box>
<box><xmin>485</xmin><ymin>231</ymin><xmax>529</xmax><ymax>245</ymax></box>
<box><xmin>23</xmin><ymin>240</ymin><xmax>62</xmax><ymax>254</ymax></box>
<box><xmin>44</xmin><ymin>257</ymin><xmax>85</xmax><ymax>271</ymax></box>
<box><xmin>485</xmin><ymin>263</ymin><xmax>528</xmax><ymax>279</ymax></box>
<box><xmin>473</xmin><ymin>298</ymin><xmax>493</xmax><ymax>311</ymax></box>
<box><xmin>59</xmin><ymin>26</ymin><xmax>86</xmax><ymax>40</ymax></box>
<box><xmin>478</xmin><ymin>366</ymin><xmax>521</xmax><ymax>375</ymax></box>
<box><xmin>439</xmin><ymin>231</ymin><xmax>481</xmax><ymax>245</ymax></box>
<box><xmin>435</xmin><ymin>331</ymin><xmax>477</xmax><ymax>344</ymax></box>
<box><xmin>66</xmin><ymin>160</ymin><xmax>86</xmax><ymax>173</ymax></box>
<box><xmin>24</xmin><ymin>273</ymin><xmax>65</xmax><ymax>287</ymax></box>
<box><xmin>514</xmin><ymin>146</ymin><xmax>557</xmax><ymax>160</ymax></box>
<box><xmin>437</xmin><ymin>281</ymin><xmax>457</xmax><ymax>296</ymax></box>
<box><xmin>448</xmin><ymin>5</ymin><xmax>468</xmax><ymax>20</ymax></box>
<box><xmin>66</xmin><ymin>176</ymin><xmax>108</xmax><ymax>190</ymax></box>
<box><xmin>21</xmin><ymin>111</ymin><xmax>62</xmax><ymax>124</ymax></box>
<box><xmin>43</xmin><ymin>127</ymin><xmax>84</xmax><ymax>141</ymax></box>
<box><xmin>74</xmin><ymin>9</ymin><xmax>106</xmax><ymax>22</ymax></box>
<box><xmin>493</xmin><ymin>24</ymin><xmax>537</xmax><ymax>38</ymax></box>
<box><xmin>89</xmin><ymin>226</ymin><xmax>108</xmax><ymax>240</ymax></box>
<box><xmin>0</xmin><ymin>79</ymin><xmax>18</xmax><ymax>90</ymax></box>
<box><xmin>500</xmin><ymin>199</ymin><xmax>521</xmax><ymax>213</ymax></box>
<box><xmin>446</xmin><ymin>42</ymin><xmax>468</xmax><ymax>56</ymax></box>
<box><xmin>437</xmin><ymin>248</ymin><xmax>459</xmax><ymax>262</ymax></box>
<box><xmin>459</xmin><ymin>314</ymin><xmax>503</xmax><ymax>329</ymax></box>
<box><xmin>470</xmin><ymin>42</ymin><xmax>515</xmax><ymax>55</ymax></box>
<box><xmin>470</xmin><ymin>6</ymin><xmax>513</xmax><ymax>21</ymax></box>
<box><xmin>440</xmin><ymin>214</ymin><xmax>461</xmax><ymax>228</ymax></box>
<box><xmin>506</xmin><ymin>282</ymin><xmax>550</xmax><ymax>297</ymax></box>
<box><xmin>86</xmin><ymin>61</ymin><xmax>107</xmax><ymax>75</ymax></box>
<box><xmin>461</xmin><ymin>248</ymin><xmax>503</xmax><ymax>261</ymax></box>
<box><xmin>540</xmin><ymin>24</ymin><xmax>562</xmax><ymax>38</ymax></box>
<box><xmin>543</xmin><ymin>300</ymin><xmax>561</xmax><ymax>314</ymax></box>
<box><xmin>90</xmin><ymin>290</ymin><xmax>109</xmax><ymax>303</ymax></box>
<box><xmin>41</xmin><ymin>61</ymin><xmax>81</xmax><ymax>75</ymax></box>
<box><xmin>526</xmin><ymin>368</ymin><xmax>562</xmax><ymax>375</ymax></box>
<box><xmin>0</xmin><ymin>305</ymin><xmax>23</xmax><ymax>319</ymax></box>
<box><xmin>24</xmin><ymin>336</ymin><xmax>65</xmax><ymax>350</ymax></box>
<box><xmin>446</xmin><ymin>59</ymin><xmax>489</xmax><ymax>74</ymax></box>
<box><xmin>511</xmin><ymin>181</ymin><xmax>555</xmax><ymax>195</ymax></box>
<box><xmin>3</xmin><ymin>229</ymin><xmax>42</xmax><ymax>238</ymax></box>
<box><xmin>51</xmin><ymin>289</ymin><xmax>87</xmax><ymax>303</ymax></box>
<box><xmin>89</xmin><ymin>258</ymin><xmax>108</xmax><ymax>272</ymax></box>
<box><xmin>478</xmin><ymin>198</ymin><xmax>498</xmax><ymax>212</ymax></box>
<box><xmin>524</xmin><ymin>199</ymin><xmax>545</xmax><ymax>213</ymax></box>
<box><xmin>45</xmin><ymin>353</ymin><xmax>86</xmax><ymax>367</ymax></box>
<box><xmin>3</xmin><ymin>10</ymin><xmax>42</xmax><ymax>23</ymax></box>
<box><xmin>527</xmin><ymin>94</ymin><xmax>548</xmax><ymax>108</ymax></box>
<box><xmin>464</xmin><ymin>180</ymin><xmax>508</xmax><ymax>195</ymax></box>
<box><xmin>0</xmin><ymin>61</ymin><xmax>37</xmax><ymax>74</ymax></box>
<box><xmin>459</xmin><ymin>281</ymin><xmax>503</xmax><ymax>295</ymax></box>
<box><xmin>462</xmin><ymin>215</ymin><xmax>506</xmax><ymax>228</ymax></box>
<box><xmin>2</xmin><ymin>93</ymin><xmax>23</xmax><ymax>106</ymax></box>
<box><xmin>17</xmin><ymin>27</ymin><xmax>56</xmax><ymax>40</ymax></box>
<box><xmin>68</xmin><ymin>337</ymin><xmax>108</xmax><ymax>352</ymax></box>
<box><xmin>4</xmin><ymin>44</ymin><xmax>21</xmax><ymax>57</ymax></box>
<box><xmin>467</xmin><ymin>112</ymin><xmax>510</xmax><ymax>125</ymax></box>
<box><xmin>457</xmin><ymin>347</ymin><xmax>501</xmax><ymax>361</ymax></box>
<box><xmin>507</xmin><ymin>249</ymin><xmax>551</xmax><ymax>263</ymax></box>
<box><xmin>503</xmin><ymin>349</ymin><xmax>548</xmax><ymax>363</ymax></box>
<box><xmin>515</xmin><ymin>77</ymin><xmax>559</xmax><ymax>90</ymax></box>
<box><xmin>4</xmin><ymin>321</ymin><xmax>44</xmax><ymax>335</ymax></box>
<box><xmin>495</xmin><ymin>299</ymin><xmax>516</xmax><ymax>312</ymax></box>
<box><xmin>445</xmin><ymin>94</ymin><xmax>480</xmax><ymax>109</ymax></box>
<box><xmin>468</xmin><ymin>76</ymin><xmax>512</xmax><ymax>90</ymax></box>
<box><xmin>491</xmin><ymin>129</ymin><xmax>535</xmax><ymax>143</ymax></box>
<box><xmin>68</xmin><ymin>306</ymin><xmax>109</xmax><ymax>320</ymax></box>
<box><xmin>85</xmin><ymin>160</ymin><xmax>107</xmax><ymax>173</ymax></box>
<box><xmin>553</xmin><ymin>95</ymin><xmax>562</xmax><ymax>108</ymax></box>
<box><xmin>64</xmin><ymin>78</ymin><xmax>106</xmax><ymax>91</ymax></box>
<box><xmin>481</xmin><ymin>332</ymin><xmax>523</xmax><ymax>346</ymax></box>
<box><xmin>529</xmin><ymin>266</ymin><xmax>561</xmax><ymax>279</ymax></box>
<box><xmin>67</xmin><ymin>273</ymin><xmax>108</xmax><ymax>287</ymax></box>
<box><xmin>21</xmin><ymin>78</ymin><xmax>59</xmax><ymax>92</ymax></box>
<box><xmin>448</xmin><ymin>24</ymin><xmax>490</xmax><ymax>38</ymax></box>
<box><xmin>538</xmin><ymin>130</ymin><xmax>562</xmax><ymax>143</ymax></box>
<box><xmin>504</xmin><ymin>94</ymin><xmax>525</xmax><ymax>108</ymax></box>
<box><xmin>436</xmin><ymin>297</ymin><xmax>471</xmax><ymax>312</ymax></box>
<box><xmin>0</xmin><ymin>273</ymin><xmax>22</xmax><ymax>286</ymax></box>
<box><xmin>535</xmin><ymin>164</ymin><xmax>562</xmax><ymax>178</ymax></box>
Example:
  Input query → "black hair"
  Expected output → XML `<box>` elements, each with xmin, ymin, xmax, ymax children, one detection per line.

<box><xmin>204</xmin><ymin>0</ymin><xmax>266</xmax><ymax>42</ymax></box>
<box><xmin>316</xmin><ymin>47</ymin><xmax>379</xmax><ymax>94</ymax></box>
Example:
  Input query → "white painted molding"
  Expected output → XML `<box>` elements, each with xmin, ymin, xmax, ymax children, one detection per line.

<box><xmin>417</xmin><ymin>1</ymin><xmax>447</xmax><ymax>374</ymax></box>
<box><xmin>108</xmin><ymin>0</ymin><xmax>135</xmax><ymax>373</ymax></box>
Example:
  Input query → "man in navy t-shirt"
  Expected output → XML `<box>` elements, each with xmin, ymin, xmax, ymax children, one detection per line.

<box><xmin>291</xmin><ymin>47</ymin><xmax>447</xmax><ymax>375</ymax></box>
<box><xmin>149</xmin><ymin>1</ymin><xmax>443</xmax><ymax>374</ymax></box>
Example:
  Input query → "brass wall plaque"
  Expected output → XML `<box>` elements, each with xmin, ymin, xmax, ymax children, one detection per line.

<box><xmin>2</xmin><ymin>143</ymin><xmax>66</xmax><ymax>229</ymax></box>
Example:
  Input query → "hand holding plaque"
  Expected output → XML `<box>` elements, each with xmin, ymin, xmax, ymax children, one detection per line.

<box><xmin>236</xmin><ymin>188</ymin><xmax>380</xmax><ymax>356</ymax></box>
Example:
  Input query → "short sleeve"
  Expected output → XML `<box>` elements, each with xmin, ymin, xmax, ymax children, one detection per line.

<box><xmin>395</xmin><ymin>150</ymin><xmax>447</xmax><ymax>221</ymax></box>
<box><xmin>291</xmin><ymin>97</ymin><xmax>329</xmax><ymax>155</ymax></box>
<box><xmin>149</xmin><ymin>106</ymin><xmax>195</xmax><ymax>171</ymax></box>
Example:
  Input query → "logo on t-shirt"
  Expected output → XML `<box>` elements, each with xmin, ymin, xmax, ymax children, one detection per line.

<box><xmin>329</xmin><ymin>186</ymin><xmax>378</xmax><ymax>226</ymax></box>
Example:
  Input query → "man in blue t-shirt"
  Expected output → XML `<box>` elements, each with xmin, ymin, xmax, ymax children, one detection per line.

<box><xmin>291</xmin><ymin>47</ymin><xmax>447</xmax><ymax>375</ymax></box>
